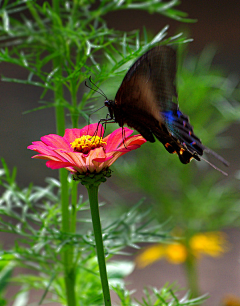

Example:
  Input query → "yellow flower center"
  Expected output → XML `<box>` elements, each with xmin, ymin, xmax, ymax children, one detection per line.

<box><xmin>70</xmin><ymin>135</ymin><xmax>106</xmax><ymax>154</ymax></box>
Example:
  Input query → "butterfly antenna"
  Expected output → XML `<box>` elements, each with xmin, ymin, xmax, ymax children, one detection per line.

<box><xmin>85</xmin><ymin>76</ymin><xmax>108</xmax><ymax>99</ymax></box>
<box><xmin>89</xmin><ymin>76</ymin><xmax>107</xmax><ymax>98</ymax></box>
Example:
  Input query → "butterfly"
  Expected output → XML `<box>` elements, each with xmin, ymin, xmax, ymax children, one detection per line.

<box><xmin>89</xmin><ymin>46</ymin><xmax>229</xmax><ymax>175</ymax></box>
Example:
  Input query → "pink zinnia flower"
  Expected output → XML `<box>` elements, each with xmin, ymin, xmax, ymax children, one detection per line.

<box><xmin>28</xmin><ymin>123</ymin><xmax>146</xmax><ymax>174</ymax></box>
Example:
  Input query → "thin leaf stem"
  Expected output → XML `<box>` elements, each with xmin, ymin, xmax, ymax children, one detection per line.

<box><xmin>70</xmin><ymin>78</ymin><xmax>79</xmax><ymax>128</ymax></box>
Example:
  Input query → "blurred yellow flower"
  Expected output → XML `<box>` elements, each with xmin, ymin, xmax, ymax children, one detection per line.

<box><xmin>136</xmin><ymin>231</ymin><xmax>228</xmax><ymax>268</ymax></box>
<box><xmin>135</xmin><ymin>244</ymin><xmax>165</xmax><ymax>268</ymax></box>
<box><xmin>223</xmin><ymin>294</ymin><xmax>240</xmax><ymax>306</ymax></box>
<box><xmin>165</xmin><ymin>243</ymin><xmax>187</xmax><ymax>264</ymax></box>
<box><xmin>190</xmin><ymin>232</ymin><xmax>228</xmax><ymax>257</ymax></box>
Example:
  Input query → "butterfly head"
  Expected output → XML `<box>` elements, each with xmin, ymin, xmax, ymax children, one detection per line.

<box><xmin>104</xmin><ymin>99</ymin><xmax>115</xmax><ymax>119</ymax></box>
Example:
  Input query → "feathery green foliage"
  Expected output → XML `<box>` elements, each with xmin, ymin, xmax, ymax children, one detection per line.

<box><xmin>1</xmin><ymin>0</ymin><xmax>239</xmax><ymax>305</ymax></box>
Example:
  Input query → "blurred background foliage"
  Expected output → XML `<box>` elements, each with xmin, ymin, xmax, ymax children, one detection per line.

<box><xmin>0</xmin><ymin>0</ymin><xmax>240</xmax><ymax>305</ymax></box>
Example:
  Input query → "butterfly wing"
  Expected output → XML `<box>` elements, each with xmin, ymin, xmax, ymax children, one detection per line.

<box><xmin>117</xmin><ymin>46</ymin><xmax>177</xmax><ymax>106</ymax></box>
<box><xmin>113</xmin><ymin>46</ymin><xmax>197</xmax><ymax>161</ymax></box>
<box><xmin>114</xmin><ymin>46</ymin><xmax>176</xmax><ymax>128</ymax></box>
<box><xmin>112</xmin><ymin>46</ymin><xmax>228</xmax><ymax>168</ymax></box>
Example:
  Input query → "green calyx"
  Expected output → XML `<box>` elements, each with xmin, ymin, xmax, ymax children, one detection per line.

<box><xmin>73</xmin><ymin>168</ymin><xmax>112</xmax><ymax>186</ymax></box>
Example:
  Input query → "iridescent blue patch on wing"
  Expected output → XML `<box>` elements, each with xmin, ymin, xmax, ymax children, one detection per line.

<box><xmin>161</xmin><ymin>110</ymin><xmax>185</xmax><ymax>144</ymax></box>
<box><xmin>161</xmin><ymin>110</ymin><xmax>198</xmax><ymax>151</ymax></box>
<box><xmin>161</xmin><ymin>111</ymin><xmax>175</xmax><ymax>133</ymax></box>
<box><xmin>161</xmin><ymin>110</ymin><xmax>174</xmax><ymax>121</ymax></box>
<box><xmin>161</xmin><ymin>110</ymin><xmax>182</xmax><ymax>120</ymax></box>
<box><xmin>161</xmin><ymin>110</ymin><xmax>182</xmax><ymax>130</ymax></box>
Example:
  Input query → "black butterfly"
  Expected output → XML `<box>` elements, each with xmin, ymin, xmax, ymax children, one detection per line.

<box><xmin>92</xmin><ymin>46</ymin><xmax>229</xmax><ymax>174</ymax></box>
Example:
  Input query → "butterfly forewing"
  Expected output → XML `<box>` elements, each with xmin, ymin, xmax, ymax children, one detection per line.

<box><xmin>115</xmin><ymin>46</ymin><xmax>178</xmax><ymax>118</ymax></box>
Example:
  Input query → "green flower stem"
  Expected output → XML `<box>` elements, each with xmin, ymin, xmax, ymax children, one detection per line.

<box><xmin>87</xmin><ymin>183</ymin><xmax>112</xmax><ymax>306</ymax></box>
<box><xmin>54</xmin><ymin>61</ymin><xmax>77</xmax><ymax>306</ymax></box>
<box><xmin>57</xmin><ymin>112</ymin><xmax>77</xmax><ymax>306</ymax></box>
<box><xmin>71</xmin><ymin>181</ymin><xmax>78</xmax><ymax>233</ymax></box>
<box><xmin>184</xmin><ymin>254</ymin><xmax>200</xmax><ymax>298</ymax></box>
<box><xmin>51</xmin><ymin>0</ymin><xmax>77</xmax><ymax>302</ymax></box>
<box><xmin>58</xmin><ymin>133</ymin><xmax>77</xmax><ymax>306</ymax></box>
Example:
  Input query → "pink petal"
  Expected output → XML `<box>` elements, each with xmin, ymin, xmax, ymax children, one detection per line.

<box><xmin>104</xmin><ymin>151</ymin><xmax>124</xmax><ymax>167</ymax></box>
<box><xmin>105</xmin><ymin>128</ymin><xmax>133</xmax><ymax>153</ymax></box>
<box><xmin>63</xmin><ymin>129</ymin><xmax>82</xmax><ymax>143</ymax></box>
<box><xmin>79</xmin><ymin>123</ymin><xmax>104</xmax><ymax>137</ymax></box>
<box><xmin>56</xmin><ymin>151</ymin><xmax>88</xmax><ymax>173</ymax></box>
<box><xmin>27</xmin><ymin>141</ymin><xmax>49</xmax><ymax>152</ymax></box>
<box><xmin>93</xmin><ymin>155</ymin><xmax>113</xmax><ymax>162</ymax></box>
<box><xmin>28</xmin><ymin>143</ymin><xmax>62</xmax><ymax>158</ymax></box>
<box><xmin>63</xmin><ymin>124</ymin><xmax>104</xmax><ymax>143</ymax></box>
<box><xmin>85</xmin><ymin>148</ymin><xmax>105</xmax><ymax>172</ymax></box>
<box><xmin>103</xmin><ymin>136</ymin><xmax>147</xmax><ymax>167</ymax></box>
<box><xmin>115</xmin><ymin>135</ymin><xmax>147</xmax><ymax>152</ymax></box>
<box><xmin>91</xmin><ymin>147</ymin><xmax>111</xmax><ymax>163</ymax></box>
<box><xmin>46</xmin><ymin>160</ymin><xmax>74</xmax><ymax>169</ymax></box>
<box><xmin>31</xmin><ymin>154</ymin><xmax>59</xmax><ymax>160</ymax></box>
<box><xmin>92</xmin><ymin>160</ymin><xmax>106</xmax><ymax>172</ymax></box>
<box><xmin>41</xmin><ymin>134</ymin><xmax>70</xmax><ymax>150</ymax></box>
